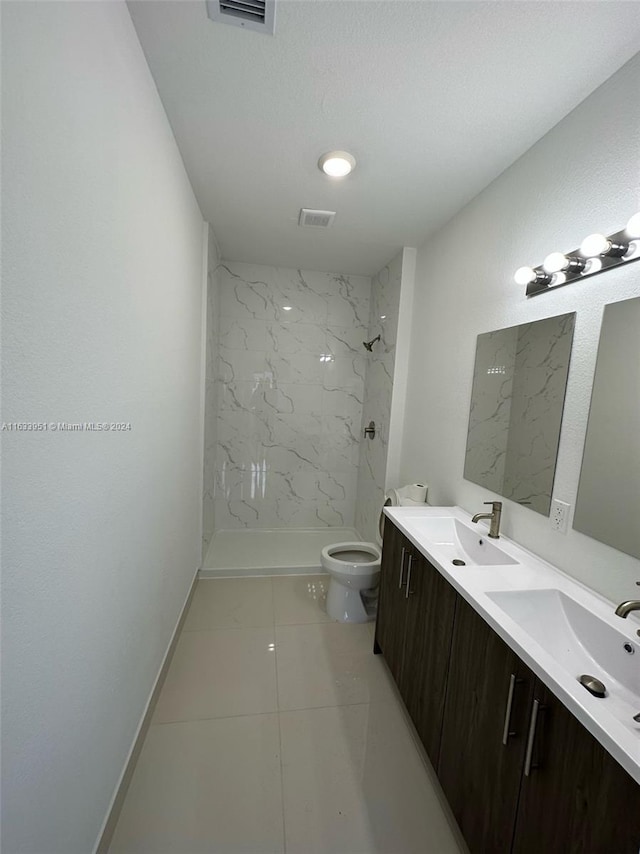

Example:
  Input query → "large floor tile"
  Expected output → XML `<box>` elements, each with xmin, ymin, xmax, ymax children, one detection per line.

<box><xmin>183</xmin><ymin>577</ymin><xmax>273</xmax><ymax>631</ymax></box>
<box><xmin>273</xmin><ymin>574</ymin><xmax>332</xmax><ymax>625</ymax></box>
<box><xmin>359</xmin><ymin>700</ymin><xmax>466</xmax><ymax>854</ymax></box>
<box><xmin>153</xmin><ymin>627</ymin><xmax>277</xmax><ymax>723</ymax></box>
<box><xmin>110</xmin><ymin>715</ymin><xmax>284</xmax><ymax>854</ymax></box>
<box><xmin>275</xmin><ymin>622</ymin><xmax>395</xmax><ymax>711</ymax></box>
<box><xmin>279</xmin><ymin>704</ymin><xmax>374</xmax><ymax>853</ymax></box>
<box><xmin>279</xmin><ymin>703</ymin><xmax>464</xmax><ymax>854</ymax></box>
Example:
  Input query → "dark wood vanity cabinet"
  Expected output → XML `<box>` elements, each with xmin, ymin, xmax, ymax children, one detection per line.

<box><xmin>440</xmin><ymin>596</ymin><xmax>640</xmax><ymax>854</ymax></box>
<box><xmin>374</xmin><ymin>518</ymin><xmax>457</xmax><ymax>767</ymax></box>
<box><xmin>375</xmin><ymin>518</ymin><xmax>640</xmax><ymax>854</ymax></box>
<box><xmin>374</xmin><ymin>517</ymin><xmax>406</xmax><ymax>686</ymax></box>
<box><xmin>438</xmin><ymin>595</ymin><xmax>535</xmax><ymax>853</ymax></box>
<box><xmin>512</xmin><ymin>678</ymin><xmax>640</xmax><ymax>854</ymax></box>
<box><xmin>402</xmin><ymin>548</ymin><xmax>458</xmax><ymax>765</ymax></box>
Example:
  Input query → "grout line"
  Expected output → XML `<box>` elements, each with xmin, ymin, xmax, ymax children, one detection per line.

<box><xmin>274</xmin><ymin>618</ymin><xmax>335</xmax><ymax>627</ymax></box>
<box><xmin>151</xmin><ymin>698</ymin><xmax>379</xmax><ymax>729</ymax></box>
<box><xmin>181</xmin><ymin>623</ymin><xmax>276</xmax><ymax>634</ymax></box>
<box><xmin>278</xmin><ymin>700</ymin><xmax>378</xmax><ymax>715</ymax></box>
<box><xmin>150</xmin><ymin>708</ymin><xmax>281</xmax><ymax>728</ymax></box>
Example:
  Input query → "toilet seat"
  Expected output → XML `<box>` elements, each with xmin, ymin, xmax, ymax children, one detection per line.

<box><xmin>321</xmin><ymin>541</ymin><xmax>381</xmax><ymax>623</ymax></box>
<box><xmin>321</xmin><ymin>542</ymin><xmax>381</xmax><ymax>574</ymax></box>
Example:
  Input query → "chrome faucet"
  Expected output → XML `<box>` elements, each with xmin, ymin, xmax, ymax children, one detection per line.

<box><xmin>471</xmin><ymin>501</ymin><xmax>502</xmax><ymax>539</ymax></box>
<box><xmin>614</xmin><ymin>600</ymin><xmax>640</xmax><ymax>618</ymax></box>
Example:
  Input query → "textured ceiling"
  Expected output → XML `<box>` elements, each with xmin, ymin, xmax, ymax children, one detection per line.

<box><xmin>128</xmin><ymin>0</ymin><xmax>640</xmax><ymax>275</ymax></box>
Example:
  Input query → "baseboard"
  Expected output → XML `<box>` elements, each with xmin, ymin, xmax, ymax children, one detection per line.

<box><xmin>93</xmin><ymin>568</ymin><xmax>199</xmax><ymax>854</ymax></box>
<box><xmin>199</xmin><ymin>565</ymin><xmax>327</xmax><ymax>579</ymax></box>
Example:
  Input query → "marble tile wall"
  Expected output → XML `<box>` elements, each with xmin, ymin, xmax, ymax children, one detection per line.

<box><xmin>202</xmin><ymin>226</ymin><xmax>220</xmax><ymax>559</ymax></box>
<box><xmin>354</xmin><ymin>252</ymin><xmax>403</xmax><ymax>543</ymax></box>
<box><xmin>212</xmin><ymin>262</ymin><xmax>371</xmax><ymax>529</ymax></box>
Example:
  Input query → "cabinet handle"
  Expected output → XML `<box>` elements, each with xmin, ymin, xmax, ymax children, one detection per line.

<box><xmin>405</xmin><ymin>554</ymin><xmax>414</xmax><ymax>599</ymax></box>
<box><xmin>524</xmin><ymin>698</ymin><xmax>543</xmax><ymax>776</ymax></box>
<box><xmin>502</xmin><ymin>673</ymin><xmax>523</xmax><ymax>745</ymax></box>
<box><xmin>398</xmin><ymin>547</ymin><xmax>407</xmax><ymax>588</ymax></box>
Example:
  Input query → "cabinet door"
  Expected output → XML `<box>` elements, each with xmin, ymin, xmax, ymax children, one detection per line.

<box><xmin>401</xmin><ymin>551</ymin><xmax>457</xmax><ymax>767</ymax></box>
<box><xmin>374</xmin><ymin>518</ymin><xmax>409</xmax><ymax>687</ymax></box>
<box><xmin>438</xmin><ymin>596</ymin><xmax>535</xmax><ymax>853</ymax></box>
<box><xmin>512</xmin><ymin>679</ymin><xmax>640</xmax><ymax>854</ymax></box>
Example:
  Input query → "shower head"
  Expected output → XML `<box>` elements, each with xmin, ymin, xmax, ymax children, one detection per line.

<box><xmin>363</xmin><ymin>335</ymin><xmax>381</xmax><ymax>352</ymax></box>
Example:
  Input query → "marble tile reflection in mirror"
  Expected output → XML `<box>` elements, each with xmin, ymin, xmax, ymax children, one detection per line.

<box><xmin>573</xmin><ymin>297</ymin><xmax>640</xmax><ymax>559</ymax></box>
<box><xmin>464</xmin><ymin>313</ymin><xmax>576</xmax><ymax>515</ymax></box>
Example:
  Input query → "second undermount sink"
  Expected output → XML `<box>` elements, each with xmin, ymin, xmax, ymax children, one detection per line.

<box><xmin>487</xmin><ymin>588</ymin><xmax>640</xmax><ymax>701</ymax></box>
<box><xmin>404</xmin><ymin>516</ymin><xmax>519</xmax><ymax>566</ymax></box>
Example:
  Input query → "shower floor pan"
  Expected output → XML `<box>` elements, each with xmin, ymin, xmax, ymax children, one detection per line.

<box><xmin>201</xmin><ymin>527</ymin><xmax>361</xmax><ymax>578</ymax></box>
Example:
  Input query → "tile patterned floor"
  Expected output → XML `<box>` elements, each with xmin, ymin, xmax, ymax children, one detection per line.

<box><xmin>109</xmin><ymin>576</ymin><xmax>465</xmax><ymax>854</ymax></box>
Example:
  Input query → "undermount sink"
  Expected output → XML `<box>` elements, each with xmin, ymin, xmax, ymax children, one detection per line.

<box><xmin>487</xmin><ymin>589</ymin><xmax>640</xmax><ymax>701</ymax></box>
<box><xmin>405</xmin><ymin>516</ymin><xmax>519</xmax><ymax>566</ymax></box>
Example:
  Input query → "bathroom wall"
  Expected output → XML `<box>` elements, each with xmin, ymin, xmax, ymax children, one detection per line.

<box><xmin>355</xmin><ymin>251</ymin><xmax>404</xmax><ymax>542</ymax></box>
<box><xmin>202</xmin><ymin>225</ymin><xmax>221</xmax><ymax>559</ymax></box>
<box><xmin>212</xmin><ymin>261</ymin><xmax>370</xmax><ymax>529</ymax></box>
<box><xmin>399</xmin><ymin>52</ymin><xmax>640</xmax><ymax>602</ymax></box>
<box><xmin>2</xmin><ymin>4</ymin><xmax>205</xmax><ymax>852</ymax></box>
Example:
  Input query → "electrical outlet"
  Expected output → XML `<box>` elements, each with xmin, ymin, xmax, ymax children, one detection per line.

<box><xmin>551</xmin><ymin>499</ymin><xmax>570</xmax><ymax>533</ymax></box>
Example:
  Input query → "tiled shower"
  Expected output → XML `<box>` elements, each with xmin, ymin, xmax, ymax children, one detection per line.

<box><xmin>202</xmin><ymin>242</ymin><xmax>404</xmax><ymax>560</ymax></box>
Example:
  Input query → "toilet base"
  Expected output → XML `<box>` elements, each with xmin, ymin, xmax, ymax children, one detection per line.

<box><xmin>326</xmin><ymin>577</ymin><xmax>377</xmax><ymax>623</ymax></box>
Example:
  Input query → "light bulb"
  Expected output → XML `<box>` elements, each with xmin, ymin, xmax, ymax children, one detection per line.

<box><xmin>626</xmin><ymin>212</ymin><xmax>640</xmax><ymax>240</ymax></box>
<box><xmin>580</xmin><ymin>233</ymin><xmax>610</xmax><ymax>258</ymax></box>
<box><xmin>514</xmin><ymin>266</ymin><xmax>537</xmax><ymax>286</ymax></box>
<box><xmin>543</xmin><ymin>252</ymin><xmax>569</xmax><ymax>274</ymax></box>
<box><xmin>543</xmin><ymin>251</ymin><xmax>586</xmax><ymax>275</ymax></box>
<box><xmin>318</xmin><ymin>150</ymin><xmax>356</xmax><ymax>178</ymax></box>
<box><xmin>580</xmin><ymin>232</ymin><xmax>629</xmax><ymax>258</ymax></box>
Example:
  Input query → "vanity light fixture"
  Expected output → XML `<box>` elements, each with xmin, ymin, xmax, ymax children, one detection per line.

<box><xmin>318</xmin><ymin>150</ymin><xmax>356</xmax><ymax>178</ymax></box>
<box><xmin>516</xmin><ymin>212</ymin><xmax>640</xmax><ymax>297</ymax></box>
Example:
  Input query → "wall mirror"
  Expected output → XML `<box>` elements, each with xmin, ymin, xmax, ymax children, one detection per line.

<box><xmin>464</xmin><ymin>312</ymin><xmax>575</xmax><ymax>515</ymax></box>
<box><xmin>573</xmin><ymin>297</ymin><xmax>640</xmax><ymax>559</ymax></box>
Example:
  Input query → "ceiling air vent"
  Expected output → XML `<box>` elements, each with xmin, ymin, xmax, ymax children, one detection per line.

<box><xmin>298</xmin><ymin>209</ymin><xmax>336</xmax><ymax>228</ymax></box>
<box><xmin>206</xmin><ymin>0</ymin><xmax>276</xmax><ymax>35</ymax></box>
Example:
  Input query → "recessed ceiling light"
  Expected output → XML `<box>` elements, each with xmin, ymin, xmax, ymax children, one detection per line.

<box><xmin>318</xmin><ymin>150</ymin><xmax>356</xmax><ymax>178</ymax></box>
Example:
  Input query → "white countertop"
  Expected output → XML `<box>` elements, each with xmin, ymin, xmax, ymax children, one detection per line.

<box><xmin>384</xmin><ymin>505</ymin><xmax>640</xmax><ymax>785</ymax></box>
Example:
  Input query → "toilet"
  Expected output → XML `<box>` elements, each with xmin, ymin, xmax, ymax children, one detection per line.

<box><xmin>321</xmin><ymin>488</ymin><xmax>427</xmax><ymax>622</ymax></box>
<box><xmin>321</xmin><ymin>541</ymin><xmax>381</xmax><ymax>623</ymax></box>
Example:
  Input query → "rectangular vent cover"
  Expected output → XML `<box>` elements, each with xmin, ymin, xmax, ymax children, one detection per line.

<box><xmin>206</xmin><ymin>0</ymin><xmax>276</xmax><ymax>35</ymax></box>
<box><xmin>298</xmin><ymin>209</ymin><xmax>336</xmax><ymax>228</ymax></box>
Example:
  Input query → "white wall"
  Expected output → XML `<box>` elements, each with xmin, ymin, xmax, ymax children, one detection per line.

<box><xmin>1</xmin><ymin>3</ymin><xmax>205</xmax><ymax>851</ymax></box>
<box><xmin>355</xmin><ymin>251</ymin><xmax>403</xmax><ymax>542</ymax></box>
<box><xmin>385</xmin><ymin>247</ymin><xmax>417</xmax><ymax>493</ymax></box>
<box><xmin>399</xmin><ymin>53</ymin><xmax>640</xmax><ymax>602</ymax></box>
